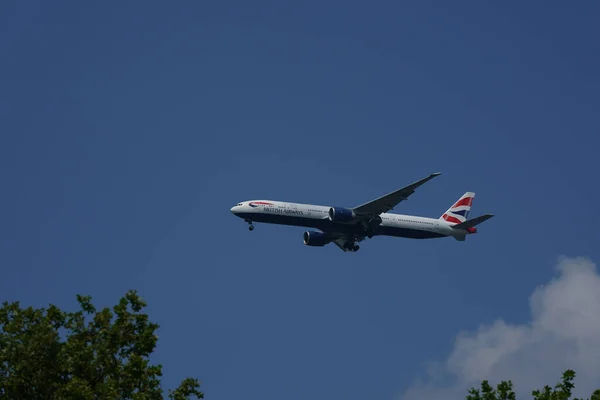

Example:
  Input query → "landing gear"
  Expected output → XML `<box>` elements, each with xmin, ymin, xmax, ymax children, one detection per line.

<box><xmin>343</xmin><ymin>240</ymin><xmax>360</xmax><ymax>252</ymax></box>
<box><xmin>245</xmin><ymin>219</ymin><xmax>254</xmax><ymax>231</ymax></box>
<box><xmin>362</xmin><ymin>217</ymin><xmax>380</xmax><ymax>239</ymax></box>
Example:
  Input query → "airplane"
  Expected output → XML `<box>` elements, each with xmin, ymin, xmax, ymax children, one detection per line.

<box><xmin>230</xmin><ymin>172</ymin><xmax>494</xmax><ymax>252</ymax></box>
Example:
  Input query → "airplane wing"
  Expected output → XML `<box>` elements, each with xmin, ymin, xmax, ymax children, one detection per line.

<box><xmin>351</xmin><ymin>172</ymin><xmax>441</xmax><ymax>216</ymax></box>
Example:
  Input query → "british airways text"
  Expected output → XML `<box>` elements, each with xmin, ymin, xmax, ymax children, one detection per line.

<box><xmin>264</xmin><ymin>207</ymin><xmax>304</xmax><ymax>216</ymax></box>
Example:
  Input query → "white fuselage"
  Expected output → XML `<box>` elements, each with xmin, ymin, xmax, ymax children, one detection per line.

<box><xmin>230</xmin><ymin>200</ymin><xmax>466</xmax><ymax>240</ymax></box>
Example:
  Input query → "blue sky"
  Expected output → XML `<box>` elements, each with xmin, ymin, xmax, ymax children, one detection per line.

<box><xmin>1</xmin><ymin>1</ymin><xmax>599</xmax><ymax>399</ymax></box>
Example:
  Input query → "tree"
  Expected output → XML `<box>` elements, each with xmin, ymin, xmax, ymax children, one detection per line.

<box><xmin>466</xmin><ymin>369</ymin><xmax>600</xmax><ymax>400</ymax></box>
<box><xmin>0</xmin><ymin>290</ymin><xmax>203</xmax><ymax>399</ymax></box>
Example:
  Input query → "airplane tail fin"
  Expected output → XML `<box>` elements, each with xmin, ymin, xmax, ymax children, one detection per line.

<box><xmin>439</xmin><ymin>192</ymin><xmax>475</xmax><ymax>225</ymax></box>
<box><xmin>440</xmin><ymin>192</ymin><xmax>494</xmax><ymax>241</ymax></box>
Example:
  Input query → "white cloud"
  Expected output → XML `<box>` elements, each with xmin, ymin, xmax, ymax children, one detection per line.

<box><xmin>399</xmin><ymin>256</ymin><xmax>600</xmax><ymax>400</ymax></box>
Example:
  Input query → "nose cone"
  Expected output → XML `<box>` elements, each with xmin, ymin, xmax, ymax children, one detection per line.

<box><xmin>230</xmin><ymin>206</ymin><xmax>237</xmax><ymax>214</ymax></box>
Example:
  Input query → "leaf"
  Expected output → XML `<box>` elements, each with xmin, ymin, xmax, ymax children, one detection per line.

<box><xmin>0</xmin><ymin>292</ymin><xmax>204</xmax><ymax>399</ymax></box>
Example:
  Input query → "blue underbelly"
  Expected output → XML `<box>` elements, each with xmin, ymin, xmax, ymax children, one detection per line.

<box><xmin>235</xmin><ymin>212</ymin><xmax>447</xmax><ymax>239</ymax></box>
<box><xmin>376</xmin><ymin>225</ymin><xmax>445</xmax><ymax>239</ymax></box>
<box><xmin>235</xmin><ymin>212</ymin><xmax>362</xmax><ymax>233</ymax></box>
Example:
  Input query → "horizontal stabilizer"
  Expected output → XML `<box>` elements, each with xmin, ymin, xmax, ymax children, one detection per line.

<box><xmin>451</xmin><ymin>214</ymin><xmax>494</xmax><ymax>230</ymax></box>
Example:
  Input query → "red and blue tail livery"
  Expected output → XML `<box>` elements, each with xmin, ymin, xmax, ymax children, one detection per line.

<box><xmin>440</xmin><ymin>192</ymin><xmax>475</xmax><ymax>224</ymax></box>
<box><xmin>230</xmin><ymin>173</ymin><xmax>494</xmax><ymax>252</ymax></box>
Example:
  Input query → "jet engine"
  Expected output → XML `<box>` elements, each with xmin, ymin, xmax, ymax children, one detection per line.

<box><xmin>328</xmin><ymin>207</ymin><xmax>355</xmax><ymax>223</ymax></box>
<box><xmin>303</xmin><ymin>231</ymin><xmax>330</xmax><ymax>247</ymax></box>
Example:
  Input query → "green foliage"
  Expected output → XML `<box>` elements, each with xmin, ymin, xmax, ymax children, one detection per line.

<box><xmin>466</xmin><ymin>379</ymin><xmax>516</xmax><ymax>400</ymax></box>
<box><xmin>467</xmin><ymin>369</ymin><xmax>600</xmax><ymax>400</ymax></box>
<box><xmin>0</xmin><ymin>290</ymin><xmax>203</xmax><ymax>399</ymax></box>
